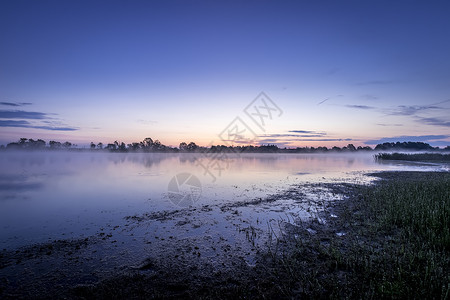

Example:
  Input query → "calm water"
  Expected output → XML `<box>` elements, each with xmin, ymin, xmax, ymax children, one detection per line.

<box><xmin>0</xmin><ymin>151</ymin><xmax>447</xmax><ymax>251</ymax></box>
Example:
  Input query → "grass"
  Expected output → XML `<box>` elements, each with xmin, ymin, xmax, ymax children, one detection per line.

<box><xmin>375</xmin><ymin>152</ymin><xmax>450</xmax><ymax>162</ymax></box>
<box><xmin>268</xmin><ymin>171</ymin><xmax>450</xmax><ymax>299</ymax></box>
<box><xmin>360</xmin><ymin>172</ymin><xmax>450</xmax><ymax>298</ymax></box>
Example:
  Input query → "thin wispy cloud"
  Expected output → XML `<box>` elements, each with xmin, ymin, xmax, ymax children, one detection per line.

<box><xmin>288</xmin><ymin>130</ymin><xmax>327</xmax><ymax>135</ymax></box>
<box><xmin>0</xmin><ymin>110</ymin><xmax>47</xmax><ymax>119</ymax></box>
<box><xmin>0</xmin><ymin>108</ymin><xmax>78</xmax><ymax>132</ymax></box>
<box><xmin>137</xmin><ymin>119</ymin><xmax>158</xmax><ymax>125</ymax></box>
<box><xmin>317</xmin><ymin>98</ymin><xmax>330</xmax><ymax>105</ymax></box>
<box><xmin>258</xmin><ymin>138</ymin><xmax>352</xmax><ymax>145</ymax></box>
<box><xmin>356</xmin><ymin>80</ymin><xmax>396</xmax><ymax>86</ymax></box>
<box><xmin>344</xmin><ymin>105</ymin><xmax>375</xmax><ymax>110</ymax></box>
<box><xmin>0</xmin><ymin>102</ymin><xmax>32</xmax><ymax>107</ymax></box>
<box><xmin>384</xmin><ymin>99</ymin><xmax>450</xmax><ymax>116</ymax></box>
<box><xmin>324</xmin><ymin>67</ymin><xmax>341</xmax><ymax>76</ymax></box>
<box><xmin>261</xmin><ymin>130</ymin><xmax>327</xmax><ymax>138</ymax></box>
<box><xmin>257</xmin><ymin>130</ymin><xmax>352</xmax><ymax>146</ymax></box>
<box><xmin>376</xmin><ymin>123</ymin><xmax>403</xmax><ymax>127</ymax></box>
<box><xmin>0</xmin><ymin>120</ymin><xmax>78</xmax><ymax>131</ymax></box>
<box><xmin>339</xmin><ymin>98</ymin><xmax>450</xmax><ymax>131</ymax></box>
<box><xmin>260</xmin><ymin>134</ymin><xmax>325</xmax><ymax>138</ymax></box>
<box><xmin>317</xmin><ymin>95</ymin><xmax>343</xmax><ymax>105</ymax></box>
<box><xmin>417</xmin><ymin>117</ymin><xmax>450</xmax><ymax>127</ymax></box>
<box><xmin>360</xmin><ymin>94</ymin><xmax>379</xmax><ymax>101</ymax></box>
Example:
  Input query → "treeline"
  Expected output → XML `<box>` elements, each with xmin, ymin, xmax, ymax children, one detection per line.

<box><xmin>3</xmin><ymin>138</ymin><xmax>74</xmax><ymax>150</ymax></box>
<box><xmin>374</xmin><ymin>141</ymin><xmax>440</xmax><ymax>151</ymax></box>
<box><xmin>2</xmin><ymin>138</ymin><xmax>449</xmax><ymax>153</ymax></box>
<box><xmin>375</xmin><ymin>152</ymin><xmax>450</xmax><ymax>161</ymax></box>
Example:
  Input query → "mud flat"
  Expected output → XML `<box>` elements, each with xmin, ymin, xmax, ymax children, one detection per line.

<box><xmin>1</xmin><ymin>171</ymin><xmax>448</xmax><ymax>299</ymax></box>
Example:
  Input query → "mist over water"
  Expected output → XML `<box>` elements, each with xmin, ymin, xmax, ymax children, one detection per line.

<box><xmin>0</xmin><ymin>151</ymin><xmax>446</xmax><ymax>250</ymax></box>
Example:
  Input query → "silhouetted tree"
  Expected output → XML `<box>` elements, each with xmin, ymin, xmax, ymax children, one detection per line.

<box><xmin>49</xmin><ymin>141</ymin><xmax>62</xmax><ymax>149</ymax></box>
<box><xmin>186</xmin><ymin>142</ymin><xmax>198</xmax><ymax>152</ymax></box>
<box><xmin>142</xmin><ymin>138</ymin><xmax>154</xmax><ymax>151</ymax></box>
<box><xmin>6</xmin><ymin>142</ymin><xmax>20</xmax><ymax>149</ymax></box>
<box><xmin>346</xmin><ymin>144</ymin><xmax>356</xmax><ymax>151</ymax></box>
<box><xmin>357</xmin><ymin>146</ymin><xmax>372</xmax><ymax>151</ymax></box>
<box><xmin>179</xmin><ymin>142</ymin><xmax>188</xmax><ymax>151</ymax></box>
<box><xmin>128</xmin><ymin>142</ymin><xmax>141</xmax><ymax>151</ymax></box>
<box><xmin>375</xmin><ymin>142</ymin><xmax>433</xmax><ymax>151</ymax></box>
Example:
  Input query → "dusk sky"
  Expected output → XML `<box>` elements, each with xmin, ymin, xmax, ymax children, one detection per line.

<box><xmin>1</xmin><ymin>0</ymin><xmax>449</xmax><ymax>148</ymax></box>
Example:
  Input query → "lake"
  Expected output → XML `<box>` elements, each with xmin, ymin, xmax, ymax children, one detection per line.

<box><xmin>0</xmin><ymin>151</ymin><xmax>447</xmax><ymax>280</ymax></box>
<box><xmin>1</xmin><ymin>151</ymin><xmax>447</xmax><ymax>248</ymax></box>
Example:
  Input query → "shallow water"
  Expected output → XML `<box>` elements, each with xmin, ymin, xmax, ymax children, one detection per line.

<box><xmin>0</xmin><ymin>151</ymin><xmax>446</xmax><ymax>252</ymax></box>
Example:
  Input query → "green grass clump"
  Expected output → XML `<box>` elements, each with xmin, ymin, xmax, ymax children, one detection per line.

<box><xmin>375</xmin><ymin>152</ymin><xmax>450</xmax><ymax>162</ymax></box>
<box><xmin>268</xmin><ymin>172</ymin><xmax>450</xmax><ymax>299</ymax></box>
<box><xmin>357</xmin><ymin>172</ymin><xmax>450</xmax><ymax>298</ymax></box>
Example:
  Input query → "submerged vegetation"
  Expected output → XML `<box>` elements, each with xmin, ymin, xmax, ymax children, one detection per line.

<box><xmin>375</xmin><ymin>152</ymin><xmax>450</xmax><ymax>162</ymax></box>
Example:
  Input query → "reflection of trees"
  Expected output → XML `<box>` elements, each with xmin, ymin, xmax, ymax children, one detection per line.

<box><xmin>123</xmin><ymin>153</ymin><xmax>176</xmax><ymax>168</ymax></box>
<box><xmin>179</xmin><ymin>153</ymin><xmax>198</xmax><ymax>164</ymax></box>
<box><xmin>0</xmin><ymin>173</ymin><xmax>44</xmax><ymax>194</ymax></box>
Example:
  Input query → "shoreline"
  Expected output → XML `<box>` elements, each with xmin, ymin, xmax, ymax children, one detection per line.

<box><xmin>1</xmin><ymin>170</ymin><xmax>449</xmax><ymax>299</ymax></box>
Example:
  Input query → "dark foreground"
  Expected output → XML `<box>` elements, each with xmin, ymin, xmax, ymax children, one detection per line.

<box><xmin>1</xmin><ymin>171</ymin><xmax>449</xmax><ymax>299</ymax></box>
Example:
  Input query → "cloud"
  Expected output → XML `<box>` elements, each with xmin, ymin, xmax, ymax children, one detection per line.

<box><xmin>261</xmin><ymin>134</ymin><xmax>325</xmax><ymax>138</ymax></box>
<box><xmin>137</xmin><ymin>119</ymin><xmax>158</xmax><ymax>125</ymax></box>
<box><xmin>385</xmin><ymin>100</ymin><xmax>450</xmax><ymax>116</ymax></box>
<box><xmin>356</xmin><ymin>80</ymin><xmax>395</xmax><ymax>86</ymax></box>
<box><xmin>376</xmin><ymin>123</ymin><xmax>403</xmax><ymax>127</ymax></box>
<box><xmin>260</xmin><ymin>130</ymin><xmax>327</xmax><ymax>139</ymax></box>
<box><xmin>317</xmin><ymin>95</ymin><xmax>343</xmax><ymax>105</ymax></box>
<box><xmin>0</xmin><ymin>108</ymin><xmax>78</xmax><ymax>131</ymax></box>
<box><xmin>0</xmin><ymin>120</ymin><xmax>29</xmax><ymax>127</ymax></box>
<box><xmin>289</xmin><ymin>130</ymin><xmax>313</xmax><ymax>133</ymax></box>
<box><xmin>417</xmin><ymin>117</ymin><xmax>450</xmax><ymax>127</ymax></box>
<box><xmin>325</xmin><ymin>67</ymin><xmax>341</xmax><ymax>76</ymax></box>
<box><xmin>360</xmin><ymin>94</ymin><xmax>379</xmax><ymax>101</ymax></box>
<box><xmin>0</xmin><ymin>110</ymin><xmax>47</xmax><ymax>119</ymax></box>
<box><xmin>258</xmin><ymin>138</ymin><xmax>352</xmax><ymax>145</ymax></box>
<box><xmin>365</xmin><ymin>135</ymin><xmax>449</xmax><ymax>145</ymax></box>
<box><xmin>388</xmin><ymin>105</ymin><xmax>435</xmax><ymax>116</ymax></box>
<box><xmin>257</xmin><ymin>129</ymin><xmax>352</xmax><ymax>146</ymax></box>
<box><xmin>0</xmin><ymin>120</ymin><xmax>78</xmax><ymax>131</ymax></box>
<box><xmin>345</xmin><ymin>105</ymin><xmax>375</xmax><ymax>110</ymax></box>
<box><xmin>255</xmin><ymin>130</ymin><xmax>354</xmax><ymax>146</ymax></box>
<box><xmin>0</xmin><ymin>102</ymin><xmax>32</xmax><ymax>107</ymax></box>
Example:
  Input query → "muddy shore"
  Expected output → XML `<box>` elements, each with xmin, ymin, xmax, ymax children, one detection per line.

<box><xmin>1</xmin><ymin>171</ymin><xmax>448</xmax><ymax>299</ymax></box>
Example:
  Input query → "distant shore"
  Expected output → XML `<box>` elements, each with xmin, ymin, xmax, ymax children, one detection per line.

<box><xmin>2</xmin><ymin>138</ymin><xmax>449</xmax><ymax>153</ymax></box>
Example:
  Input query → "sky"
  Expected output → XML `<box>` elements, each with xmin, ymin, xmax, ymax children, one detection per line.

<box><xmin>1</xmin><ymin>0</ymin><xmax>449</xmax><ymax>148</ymax></box>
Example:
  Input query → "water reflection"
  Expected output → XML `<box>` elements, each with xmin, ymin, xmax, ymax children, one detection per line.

<box><xmin>0</xmin><ymin>151</ymin><xmax>446</xmax><ymax>250</ymax></box>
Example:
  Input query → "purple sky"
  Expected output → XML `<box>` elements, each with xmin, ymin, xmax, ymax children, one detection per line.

<box><xmin>1</xmin><ymin>0</ymin><xmax>449</xmax><ymax>147</ymax></box>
